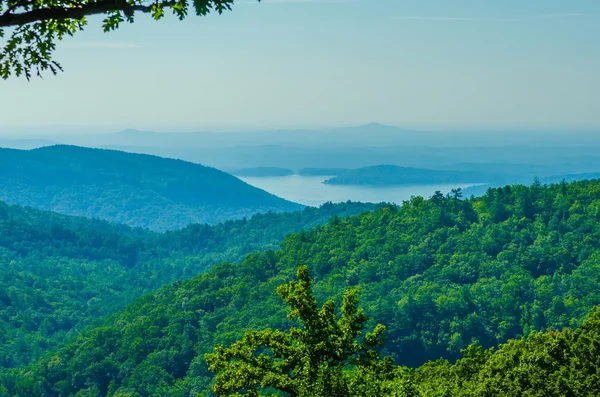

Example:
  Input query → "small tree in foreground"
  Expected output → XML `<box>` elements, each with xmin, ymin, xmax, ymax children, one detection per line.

<box><xmin>205</xmin><ymin>266</ymin><xmax>394</xmax><ymax>397</ymax></box>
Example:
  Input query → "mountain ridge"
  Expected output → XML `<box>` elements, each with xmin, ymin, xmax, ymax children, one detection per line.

<box><xmin>0</xmin><ymin>197</ymin><xmax>382</xmax><ymax>369</ymax></box>
<box><xmin>0</xmin><ymin>145</ymin><xmax>302</xmax><ymax>230</ymax></box>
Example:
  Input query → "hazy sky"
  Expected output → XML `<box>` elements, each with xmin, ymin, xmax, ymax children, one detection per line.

<box><xmin>1</xmin><ymin>0</ymin><xmax>599</xmax><ymax>133</ymax></box>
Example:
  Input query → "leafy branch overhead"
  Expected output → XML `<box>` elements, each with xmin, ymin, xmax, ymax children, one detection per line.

<box><xmin>0</xmin><ymin>0</ymin><xmax>257</xmax><ymax>79</ymax></box>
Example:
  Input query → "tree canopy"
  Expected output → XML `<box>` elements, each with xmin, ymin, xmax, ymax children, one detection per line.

<box><xmin>0</xmin><ymin>0</ymin><xmax>257</xmax><ymax>79</ymax></box>
<box><xmin>205</xmin><ymin>266</ymin><xmax>393</xmax><ymax>397</ymax></box>
<box><xmin>7</xmin><ymin>179</ymin><xmax>600</xmax><ymax>395</ymax></box>
<box><xmin>0</xmin><ymin>198</ymin><xmax>378</xmax><ymax>369</ymax></box>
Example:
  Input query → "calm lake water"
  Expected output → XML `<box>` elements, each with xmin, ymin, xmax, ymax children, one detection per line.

<box><xmin>239</xmin><ymin>175</ymin><xmax>482</xmax><ymax>207</ymax></box>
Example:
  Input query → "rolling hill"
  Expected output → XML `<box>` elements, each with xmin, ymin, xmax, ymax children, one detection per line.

<box><xmin>0</xmin><ymin>198</ymin><xmax>380</xmax><ymax>369</ymax></box>
<box><xmin>7</xmin><ymin>179</ymin><xmax>600</xmax><ymax>395</ymax></box>
<box><xmin>0</xmin><ymin>145</ymin><xmax>303</xmax><ymax>230</ymax></box>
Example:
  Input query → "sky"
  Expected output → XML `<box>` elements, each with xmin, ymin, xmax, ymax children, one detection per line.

<box><xmin>0</xmin><ymin>0</ymin><xmax>599</xmax><ymax>134</ymax></box>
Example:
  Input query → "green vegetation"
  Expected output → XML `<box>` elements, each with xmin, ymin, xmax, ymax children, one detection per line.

<box><xmin>463</xmin><ymin>174</ymin><xmax>600</xmax><ymax>199</ymax></box>
<box><xmin>406</xmin><ymin>306</ymin><xmax>600</xmax><ymax>396</ymax></box>
<box><xmin>232</xmin><ymin>167</ymin><xmax>295</xmax><ymax>177</ymax></box>
<box><xmin>0</xmin><ymin>199</ymin><xmax>378</xmax><ymax>369</ymax></box>
<box><xmin>207</xmin><ymin>268</ymin><xmax>600</xmax><ymax>397</ymax></box>
<box><xmin>206</xmin><ymin>266</ymin><xmax>392</xmax><ymax>397</ymax></box>
<box><xmin>0</xmin><ymin>145</ymin><xmax>303</xmax><ymax>230</ymax></box>
<box><xmin>6</xmin><ymin>179</ymin><xmax>600</xmax><ymax>395</ymax></box>
<box><xmin>324</xmin><ymin>164</ymin><xmax>495</xmax><ymax>186</ymax></box>
<box><xmin>0</xmin><ymin>0</ymin><xmax>254</xmax><ymax>79</ymax></box>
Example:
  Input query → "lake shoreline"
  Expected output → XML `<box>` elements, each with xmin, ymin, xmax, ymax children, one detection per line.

<box><xmin>239</xmin><ymin>175</ymin><xmax>484</xmax><ymax>207</ymax></box>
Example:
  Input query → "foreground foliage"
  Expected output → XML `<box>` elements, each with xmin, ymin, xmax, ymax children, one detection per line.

<box><xmin>0</xmin><ymin>0</ymin><xmax>255</xmax><ymax>79</ymax></box>
<box><xmin>206</xmin><ymin>266</ymin><xmax>392</xmax><ymax>396</ymax></box>
<box><xmin>207</xmin><ymin>269</ymin><xmax>600</xmax><ymax>397</ymax></box>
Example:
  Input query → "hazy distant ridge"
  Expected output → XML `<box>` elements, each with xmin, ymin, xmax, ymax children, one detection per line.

<box><xmin>0</xmin><ymin>145</ymin><xmax>302</xmax><ymax>230</ymax></box>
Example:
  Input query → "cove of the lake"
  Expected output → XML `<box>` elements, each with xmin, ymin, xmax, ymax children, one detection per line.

<box><xmin>239</xmin><ymin>175</ymin><xmax>482</xmax><ymax>207</ymax></box>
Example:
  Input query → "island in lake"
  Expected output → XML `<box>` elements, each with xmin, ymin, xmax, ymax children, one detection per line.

<box><xmin>323</xmin><ymin>165</ymin><xmax>493</xmax><ymax>186</ymax></box>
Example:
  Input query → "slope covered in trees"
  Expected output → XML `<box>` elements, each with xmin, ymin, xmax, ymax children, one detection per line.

<box><xmin>205</xmin><ymin>268</ymin><xmax>600</xmax><ymax>397</ymax></box>
<box><xmin>0</xmin><ymin>199</ymin><xmax>378</xmax><ymax>369</ymax></box>
<box><xmin>406</xmin><ymin>305</ymin><xmax>600</xmax><ymax>396</ymax></box>
<box><xmin>7</xmin><ymin>179</ymin><xmax>600</xmax><ymax>395</ymax></box>
<box><xmin>0</xmin><ymin>145</ymin><xmax>303</xmax><ymax>230</ymax></box>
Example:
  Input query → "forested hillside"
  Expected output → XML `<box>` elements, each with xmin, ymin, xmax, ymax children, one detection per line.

<box><xmin>0</xmin><ymin>145</ymin><xmax>302</xmax><ymax>230</ymax></box>
<box><xmin>0</xmin><ymin>199</ymin><xmax>378</xmax><ymax>369</ymax></box>
<box><xmin>6</xmin><ymin>179</ymin><xmax>600</xmax><ymax>396</ymax></box>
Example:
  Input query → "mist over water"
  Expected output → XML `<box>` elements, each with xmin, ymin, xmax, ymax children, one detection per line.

<box><xmin>239</xmin><ymin>175</ymin><xmax>481</xmax><ymax>207</ymax></box>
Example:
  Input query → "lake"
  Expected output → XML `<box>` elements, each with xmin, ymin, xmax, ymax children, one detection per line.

<box><xmin>239</xmin><ymin>175</ymin><xmax>482</xmax><ymax>207</ymax></box>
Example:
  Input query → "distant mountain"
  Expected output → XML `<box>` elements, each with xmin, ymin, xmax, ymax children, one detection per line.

<box><xmin>87</xmin><ymin>144</ymin><xmax>462</xmax><ymax>172</ymax></box>
<box><xmin>18</xmin><ymin>125</ymin><xmax>600</xmax><ymax>174</ymax></box>
<box><xmin>46</xmin><ymin>124</ymin><xmax>600</xmax><ymax>150</ymax></box>
<box><xmin>0</xmin><ymin>138</ymin><xmax>57</xmax><ymax>149</ymax></box>
<box><xmin>0</xmin><ymin>145</ymin><xmax>302</xmax><ymax>230</ymax></box>
<box><xmin>57</xmin><ymin>124</ymin><xmax>421</xmax><ymax>149</ymax></box>
<box><xmin>324</xmin><ymin>165</ymin><xmax>495</xmax><ymax>186</ymax></box>
<box><xmin>231</xmin><ymin>167</ymin><xmax>295</xmax><ymax>177</ymax></box>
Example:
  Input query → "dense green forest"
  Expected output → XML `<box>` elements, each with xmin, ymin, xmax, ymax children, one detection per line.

<box><xmin>0</xmin><ymin>145</ymin><xmax>302</xmax><ymax>230</ymax></box>
<box><xmin>0</xmin><ymin>199</ymin><xmax>379</xmax><ymax>369</ymax></box>
<box><xmin>324</xmin><ymin>165</ymin><xmax>497</xmax><ymax>186</ymax></box>
<box><xmin>5</xmin><ymin>179</ymin><xmax>600</xmax><ymax>395</ymax></box>
<box><xmin>204</xmin><ymin>267</ymin><xmax>600</xmax><ymax>397</ymax></box>
<box><xmin>462</xmin><ymin>173</ymin><xmax>600</xmax><ymax>199</ymax></box>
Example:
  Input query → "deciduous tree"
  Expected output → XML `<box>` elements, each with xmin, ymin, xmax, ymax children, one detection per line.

<box><xmin>0</xmin><ymin>0</ymin><xmax>257</xmax><ymax>79</ymax></box>
<box><xmin>205</xmin><ymin>265</ymin><xmax>393</xmax><ymax>397</ymax></box>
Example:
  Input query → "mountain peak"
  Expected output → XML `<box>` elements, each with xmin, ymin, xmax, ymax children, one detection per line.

<box><xmin>359</xmin><ymin>122</ymin><xmax>391</xmax><ymax>129</ymax></box>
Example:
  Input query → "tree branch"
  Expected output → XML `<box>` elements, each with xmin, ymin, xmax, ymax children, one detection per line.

<box><xmin>2</xmin><ymin>0</ymin><xmax>35</xmax><ymax>17</ymax></box>
<box><xmin>0</xmin><ymin>0</ymin><xmax>162</xmax><ymax>28</ymax></box>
